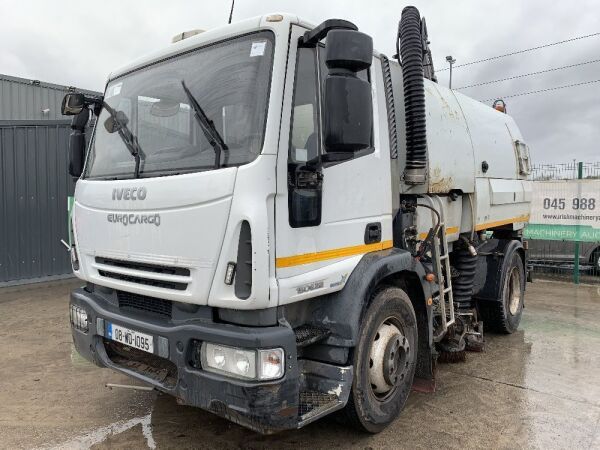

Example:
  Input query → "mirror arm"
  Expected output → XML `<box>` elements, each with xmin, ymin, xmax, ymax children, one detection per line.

<box><xmin>83</xmin><ymin>94</ymin><xmax>104</xmax><ymax>116</ymax></box>
<box><xmin>301</xmin><ymin>19</ymin><xmax>358</xmax><ymax>46</ymax></box>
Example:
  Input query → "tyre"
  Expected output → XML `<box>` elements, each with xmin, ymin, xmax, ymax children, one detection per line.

<box><xmin>591</xmin><ymin>249</ymin><xmax>600</xmax><ymax>276</ymax></box>
<box><xmin>343</xmin><ymin>286</ymin><xmax>417</xmax><ymax>433</ymax></box>
<box><xmin>479</xmin><ymin>252</ymin><xmax>525</xmax><ymax>334</ymax></box>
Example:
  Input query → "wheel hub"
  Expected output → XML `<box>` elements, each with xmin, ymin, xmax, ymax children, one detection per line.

<box><xmin>508</xmin><ymin>267</ymin><xmax>521</xmax><ymax>316</ymax></box>
<box><xmin>368</xmin><ymin>321</ymin><xmax>410</xmax><ymax>397</ymax></box>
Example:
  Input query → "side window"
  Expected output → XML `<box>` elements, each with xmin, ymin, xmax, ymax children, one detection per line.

<box><xmin>289</xmin><ymin>47</ymin><xmax>319</xmax><ymax>163</ymax></box>
<box><xmin>288</xmin><ymin>45</ymin><xmax>372</xmax><ymax>166</ymax></box>
<box><xmin>288</xmin><ymin>46</ymin><xmax>322</xmax><ymax>228</ymax></box>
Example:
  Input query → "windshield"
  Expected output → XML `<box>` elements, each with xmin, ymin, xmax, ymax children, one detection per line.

<box><xmin>85</xmin><ymin>31</ymin><xmax>274</xmax><ymax>179</ymax></box>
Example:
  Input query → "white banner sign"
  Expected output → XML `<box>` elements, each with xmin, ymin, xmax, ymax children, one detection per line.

<box><xmin>524</xmin><ymin>180</ymin><xmax>600</xmax><ymax>242</ymax></box>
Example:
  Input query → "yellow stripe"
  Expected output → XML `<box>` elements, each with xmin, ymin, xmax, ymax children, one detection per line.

<box><xmin>475</xmin><ymin>214</ymin><xmax>530</xmax><ymax>231</ymax></box>
<box><xmin>417</xmin><ymin>215</ymin><xmax>530</xmax><ymax>240</ymax></box>
<box><xmin>418</xmin><ymin>226</ymin><xmax>459</xmax><ymax>241</ymax></box>
<box><xmin>276</xmin><ymin>240</ymin><xmax>393</xmax><ymax>268</ymax></box>
<box><xmin>278</xmin><ymin>214</ymin><xmax>530</xmax><ymax>268</ymax></box>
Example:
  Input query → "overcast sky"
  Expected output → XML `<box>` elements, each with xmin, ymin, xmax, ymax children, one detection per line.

<box><xmin>2</xmin><ymin>0</ymin><xmax>599</xmax><ymax>163</ymax></box>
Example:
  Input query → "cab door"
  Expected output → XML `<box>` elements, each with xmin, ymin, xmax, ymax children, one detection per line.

<box><xmin>274</xmin><ymin>25</ymin><xmax>393</xmax><ymax>305</ymax></box>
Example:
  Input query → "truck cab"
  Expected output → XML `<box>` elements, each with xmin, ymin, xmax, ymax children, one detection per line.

<box><xmin>65</xmin><ymin>10</ymin><xmax>530</xmax><ymax>434</ymax></box>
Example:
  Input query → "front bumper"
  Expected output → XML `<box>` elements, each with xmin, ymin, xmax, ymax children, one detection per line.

<box><xmin>70</xmin><ymin>287</ymin><xmax>352</xmax><ymax>433</ymax></box>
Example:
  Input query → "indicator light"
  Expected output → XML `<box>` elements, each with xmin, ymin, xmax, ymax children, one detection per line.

<box><xmin>224</xmin><ymin>262</ymin><xmax>236</xmax><ymax>285</ymax></box>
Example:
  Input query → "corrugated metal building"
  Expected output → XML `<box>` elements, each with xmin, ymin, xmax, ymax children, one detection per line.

<box><xmin>1</xmin><ymin>74</ymin><xmax>99</xmax><ymax>121</ymax></box>
<box><xmin>1</xmin><ymin>73</ymin><xmax>100</xmax><ymax>286</ymax></box>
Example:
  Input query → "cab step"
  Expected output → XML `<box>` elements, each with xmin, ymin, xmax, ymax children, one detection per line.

<box><xmin>294</xmin><ymin>325</ymin><xmax>330</xmax><ymax>347</ymax></box>
<box><xmin>299</xmin><ymin>391</ymin><xmax>340</xmax><ymax>422</ymax></box>
<box><xmin>297</xmin><ymin>360</ymin><xmax>353</xmax><ymax>428</ymax></box>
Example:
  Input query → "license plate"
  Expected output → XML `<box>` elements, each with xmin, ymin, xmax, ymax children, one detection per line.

<box><xmin>107</xmin><ymin>322</ymin><xmax>154</xmax><ymax>354</ymax></box>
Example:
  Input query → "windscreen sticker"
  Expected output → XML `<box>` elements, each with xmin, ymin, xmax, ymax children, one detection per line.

<box><xmin>106</xmin><ymin>82</ymin><xmax>123</xmax><ymax>98</ymax></box>
<box><xmin>250</xmin><ymin>41</ymin><xmax>267</xmax><ymax>57</ymax></box>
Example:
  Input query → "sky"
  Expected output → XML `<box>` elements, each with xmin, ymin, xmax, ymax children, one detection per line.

<box><xmin>1</xmin><ymin>0</ymin><xmax>599</xmax><ymax>163</ymax></box>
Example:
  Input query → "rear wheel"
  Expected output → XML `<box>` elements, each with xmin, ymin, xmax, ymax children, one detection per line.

<box><xmin>591</xmin><ymin>249</ymin><xmax>600</xmax><ymax>276</ymax></box>
<box><xmin>344</xmin><ymin>287</ymin><xmax>417</xmax><ymax>433</ymax></box>
<box><xmin>479</xmin><ymin>252</ymin><xmax>525</xmax><ymax>334</ymax></box>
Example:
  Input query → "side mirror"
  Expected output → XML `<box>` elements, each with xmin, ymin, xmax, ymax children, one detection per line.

<box><xmin>323</xmin><ymin>30</ymin><xmax>373</xmax><ymax>153</ymax></box>
<box><xmin>69</xmin><ymin>133</ymin><xmax>86</xmax><ymax>178</ymax></box>
<box><xmin>68</xmin><ymin>109</ymin><xmax>90</xmax><ymax>178</ymax></box>
<box><xmin>61</xmin><ymin>93</ymin><xmax>85</xmax><ymax>116</ymax></box>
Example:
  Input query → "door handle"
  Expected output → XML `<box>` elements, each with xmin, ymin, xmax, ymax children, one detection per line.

<box><xmin>365</xmin><ymin>222</ymin><xmax>382</xmax><ymax>244</ymax></box>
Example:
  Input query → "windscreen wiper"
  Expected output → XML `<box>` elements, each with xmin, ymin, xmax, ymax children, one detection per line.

<box><xmin>181</xmin><ymin>80</ymin><xmax>228</xmax><ymax>169</ymax></box>
<box><xmin>102</xmin><ymin>102</ymin><xmax>145</xmax><ymax>178</ymax></box>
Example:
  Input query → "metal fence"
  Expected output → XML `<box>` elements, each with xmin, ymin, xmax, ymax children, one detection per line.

<box><xmin>530</xmin><ymin>161</ymin><xmax>600</xmax><ymax>181</ymax></box>
<box><xmin>0</xmin><ymin>120</ymin><xmax>75</xmax><ymax>285</ymax></box>
<box><xmin>527</xmin><ymin>162</ymin><xmax>600</xmax><ymax>284</ymax></box>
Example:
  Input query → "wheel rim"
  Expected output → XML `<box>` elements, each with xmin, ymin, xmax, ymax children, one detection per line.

<box><xmin>508</xmin><ymin>266</ymin><xmax>521</xmax><ymax>316</ymax></box>
<box><xmin>368</xmin><ymin>318</ymin><xmax>410</xmax><ymax>400</ymax></box>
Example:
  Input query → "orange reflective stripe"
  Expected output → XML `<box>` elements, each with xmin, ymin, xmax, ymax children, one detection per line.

<box><xmin>276</xmin><ymin>240</ymin><xmax>393</xmax><ymax>268</ymax></box>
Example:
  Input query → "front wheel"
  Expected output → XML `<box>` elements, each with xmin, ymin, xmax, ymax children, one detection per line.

<box><xmin>343</xmin><ymin>287</ymin><xmax>417</xmax><ymax>433</ymax></box>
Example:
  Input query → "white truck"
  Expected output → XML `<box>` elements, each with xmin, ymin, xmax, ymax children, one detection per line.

<box><xmin>63</xmin><ymin>7</ymin><xmax>532</xmax><ymax>433</ymax></box>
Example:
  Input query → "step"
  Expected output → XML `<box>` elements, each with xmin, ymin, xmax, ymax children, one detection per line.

<box><xmin>294</xmin><ymin>325</ymin><xmax>330</xmax><ymax>347</ymax></box>
<box><xmin>298</xmin><ymin>390</ymin><xmax>341</xmax><ymax>423</ymax></box>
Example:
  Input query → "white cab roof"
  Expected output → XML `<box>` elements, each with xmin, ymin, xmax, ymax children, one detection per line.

<box><xmin>108</xmin><ymin>14</ymin><xmax>305</xmax><ymax>82</ymax></box>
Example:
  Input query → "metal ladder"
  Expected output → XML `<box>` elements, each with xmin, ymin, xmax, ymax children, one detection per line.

<box><xmin>425</xmin><ymin>196</ymin><xmax>455</xmax><ymax>336</ymax></box>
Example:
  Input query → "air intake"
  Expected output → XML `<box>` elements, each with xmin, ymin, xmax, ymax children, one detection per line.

<box><xmin>235</xmin><ymin>221</ymin><xmax>253</xmax><ymax>300</ymax></box>
<box><xmin>117</xmin><ymin>291</ymin><xmax>173</xmax><ymax>319</ymax></box>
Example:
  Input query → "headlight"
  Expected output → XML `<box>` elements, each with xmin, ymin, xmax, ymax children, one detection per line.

<box><xmin>70</xmin><ymin>304</ymin><xmax>88</xmax><ymax>332</ymax></box>
<box><xmin>200</xmin><ymin>343</ymin><xmax>284</xmax><ymax>381</ymax></box>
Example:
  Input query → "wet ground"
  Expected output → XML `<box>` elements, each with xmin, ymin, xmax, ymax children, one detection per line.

<box><xmin>1</xmin><ymin>279</ymin><xmax>599</xmax><ymax>449</ymax></box>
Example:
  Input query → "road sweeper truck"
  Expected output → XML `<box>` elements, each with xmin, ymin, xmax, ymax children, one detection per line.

<box><xmin>63</xmin><ymin>7</ymin><xmax>532</xmax><ymax>433</ymax></box>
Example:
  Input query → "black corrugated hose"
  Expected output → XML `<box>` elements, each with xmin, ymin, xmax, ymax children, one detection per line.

<box><xmin>398</xmin><ymin>6</ymin><xmax>427</xmax><ymax>172</ymax></box>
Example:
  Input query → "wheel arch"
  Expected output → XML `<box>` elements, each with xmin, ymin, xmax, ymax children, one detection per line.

<box><xmin>474</xmin><ymin>238</ymin><xmax>525</xmax><ymax>304</ymax></box>
<box><xmin>588</xmin><ymin>245</ymin><xmax>600</xmax><ymax>263</ymax></box>
<box><xmin>310</xmin><ymin>248</ymin><xmax>435</xmax><ymax>382</ymax></box>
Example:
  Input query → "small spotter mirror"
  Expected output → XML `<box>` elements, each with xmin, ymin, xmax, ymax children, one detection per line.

<box><xmin>104</xmin><ymin>110</ymin><xmax>129</xmax><ymax>134</ymax></box>
<box><xmin>61</xmin><ymin>93</ymin><xmax>85</xmax><ymax>116</ymax></box>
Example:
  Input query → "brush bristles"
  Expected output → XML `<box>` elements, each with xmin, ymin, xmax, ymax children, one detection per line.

<box><xmin>437</xmin><ymin>350</ymin><xmax>467</xmax><ymax>363</ymax></box>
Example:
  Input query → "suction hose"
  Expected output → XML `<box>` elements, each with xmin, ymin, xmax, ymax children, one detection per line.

<box><xmin>398</xmin><ymin>6</ymin><xmax>427</xmax><ymax>184</ymax></box>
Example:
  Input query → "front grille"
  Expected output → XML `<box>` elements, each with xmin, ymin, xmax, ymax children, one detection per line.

<box><xmin>117</xmin><ymin>291</ymin><xmax>173</xmax><ymax>319</ymax></box>
<box><xmin>95</xmin><ymin>257</ymin><xmax>190</xmax><ymax>291</ymax></box>
<box><xmin>99</xmin><ymin>270</ymin><xmax>187</xmax><ymax>291</ymax></box>
<box><xmin>294</xmin><ymin>324</ymin><xmax>330</xmax><ymax>347</ymax></box>
<box><xmin>104</xmin><ymin>340</ymin><xmax>177</xmax><ymax>388</ymax></box>
<box><xmin>95</xmin><ymin>257</ymin><xmax>190</xmax><ymax>276</ymax></box>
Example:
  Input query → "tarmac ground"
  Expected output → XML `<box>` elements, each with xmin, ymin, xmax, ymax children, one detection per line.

<box><xmin>1</xmin><ymin>278</ymin><xmax>599</xmax><ymax>449</ymax></box>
